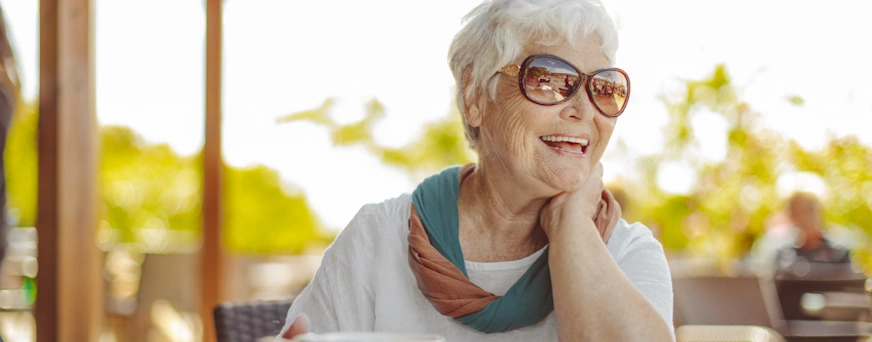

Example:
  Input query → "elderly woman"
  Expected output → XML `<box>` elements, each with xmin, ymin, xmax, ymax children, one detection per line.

<box><xmin>280</xmin><ymin>0</ymin><xmax>673</xmax><ymax>340</ymax></box>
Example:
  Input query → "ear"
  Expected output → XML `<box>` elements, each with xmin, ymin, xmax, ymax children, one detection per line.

<box><xmin>461</xmin><ymin>66</ymin><xmax>484</xmax><ymax>129</ymax></box>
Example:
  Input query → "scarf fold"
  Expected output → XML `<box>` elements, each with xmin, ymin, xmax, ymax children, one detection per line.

<box><xmin>407</xmin><ymin>164</ymin><xmax>622</xmax><ymax>333</ymax></box>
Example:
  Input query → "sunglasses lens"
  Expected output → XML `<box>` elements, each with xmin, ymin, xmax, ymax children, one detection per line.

<box><xmin>522</xmin><ymin>57</ymin><xmax>580</xmax><ymax>105</ymax></box>
<box><xmin>590</xmin><ymin>70</ymin><xmax>629</xmax><ymax>116</ymax></box>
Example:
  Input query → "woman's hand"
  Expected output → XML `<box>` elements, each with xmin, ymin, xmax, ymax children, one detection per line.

<box><xmin>280</xmin><ymin>314</ymin><xmax>309</xmax><ymax>340</ymax></box>
<box><xmin>539</xmin><ymin>163</ymin><xmax>607</xmax><ymax>241</ymax></box>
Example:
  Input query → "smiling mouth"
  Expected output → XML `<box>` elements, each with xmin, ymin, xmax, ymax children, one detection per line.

<box><xmin>540</xmin><ymin>135</ymin><xmax>589</xmax><ymax>154</ymax></box>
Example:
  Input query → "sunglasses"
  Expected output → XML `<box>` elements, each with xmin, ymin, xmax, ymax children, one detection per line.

<box><xmin>497</xmin><ymin>53</ymin><xmax>630</xmax><ymax>117</ymax></box>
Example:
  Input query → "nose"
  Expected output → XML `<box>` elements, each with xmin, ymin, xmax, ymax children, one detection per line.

<box><xmin>559</xmin><ymin>90</ymin><xmax>596</xmax><ymax>122</ymax></box>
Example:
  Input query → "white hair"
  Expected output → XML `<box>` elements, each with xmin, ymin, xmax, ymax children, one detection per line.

<box><xmin>448</xmin><ymin>0</ymin><xmax>619</xmax><ymax>149</ymax></box>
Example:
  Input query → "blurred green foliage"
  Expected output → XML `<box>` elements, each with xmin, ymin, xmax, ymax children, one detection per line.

<box><xmin>224</xmin><ymin>164</ymin><xmax>333</xmax><ymax>253</ymax></box>
<box><xmin>281</xmin><ymin>65</ymin><xmax>872</xmax><ymax>274</ymax></box>
<box><xmin>100</xmin><ymin>125</ymin><xmax>202</xmax><ymax>248</ymax></box>
<box><xmin>4</xmin><ymin>104</ymin><xmax>333</xmax><ymax>255</ymax></box>
<box><xmin>278</xmin><ymin>98</ymin><xmax>476</xmax><ymax>179</ymax></box>
<box><xmin>4</xmin><ymin>102</ymin><xmax>37</xmax><ymax>227</ymax></box>
<box><xmin>786</xmin><ymin>95</ymin><xmax>805</xmax><ymax>106</ymax></box>
<box><xmin>618</xmin><ymin>65</ymin><xmax>872</xmax><ymax>274</ymax></box>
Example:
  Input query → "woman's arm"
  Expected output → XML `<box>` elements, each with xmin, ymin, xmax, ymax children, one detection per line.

<box><xmin>548</xmin><ymin>220</ymin><xmax>673</xmax><ymax>341</ymax></box>
<box><xmin>540</xmin><ymin>164</ymin><xmax>673</xmax><ymax>341</ymax></box>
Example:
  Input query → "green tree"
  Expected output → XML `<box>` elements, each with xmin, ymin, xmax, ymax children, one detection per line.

<box><xmin>5</xmin><ymin>104</ymin><xmax>332</xmax><ymax>255</ymax></box>
<box><xmin>99</xmin><ymin>125</ymin><xmax>202</xmax><ymax>249</ymax></box>
<box><xmin>224</xmin><ymin>164</ymin><xmax>333</xmax><ymax>254</ymax></box>
<box><xmin>619</xmin><ymin>65</ymin><xmax>871</xmax><ymax>273</ymax></box>
<box><xmin>4</xmin><ymin>102</ymin><xmax>38</xmax><ymax>227</ymax></box>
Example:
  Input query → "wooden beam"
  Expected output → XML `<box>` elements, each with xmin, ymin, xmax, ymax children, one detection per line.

<box><xmin>35</xmin><ymin>0</ymin><xmax>58</xmax><ymax>339</ymax></box>
<box><xmin>202</xmin><ymin>0</ymin><xmax>225</xmax><ymax>340</ymax></box>
<box><xmin>36</xmin><ymin>0</ymin><xmax>102</xmax><ymax>341</ymax></box>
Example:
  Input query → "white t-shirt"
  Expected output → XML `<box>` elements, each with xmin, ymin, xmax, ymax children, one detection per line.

<box><xmin>281</xmin><ymin>194</ymin><xmax>673</xmax><ymax>341</ymax></box>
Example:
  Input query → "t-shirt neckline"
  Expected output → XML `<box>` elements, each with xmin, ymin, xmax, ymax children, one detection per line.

<box><xmin>464</xmin><ymin>245</ymin><xmax>548</xmax><ymax>271</ymax></box>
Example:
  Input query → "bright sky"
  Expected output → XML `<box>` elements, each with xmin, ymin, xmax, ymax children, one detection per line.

<box><xmin>2</xmin><ymin>0</ymin><xmax>871</xmax><ymax>230</ymax></box>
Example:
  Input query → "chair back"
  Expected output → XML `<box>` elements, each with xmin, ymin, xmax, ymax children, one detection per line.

<box><xmin>213</xmin><ymin>300</ymin><xmax>293</xmax><ymax>342</ymax></box>
<box><xmin>775</xmin><ymin>277</ymin><xmax>867</xmax><ymax>320</ymax></box>
<box><xmin>673</xmin><ymin>276</ymin><xmax>785</xmax><ymax>332</ymax></box>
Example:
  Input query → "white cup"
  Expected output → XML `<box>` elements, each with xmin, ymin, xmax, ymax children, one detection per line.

<box><xmin>284</xmin><ymin>332</ymin><xmax>446</xmax><ymax>342</ymax></box>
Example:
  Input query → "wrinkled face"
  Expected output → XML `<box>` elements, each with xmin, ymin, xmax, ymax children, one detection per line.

<box><xmin>473</xmin><ymin>35</ymin><xmax>617</xmax><ymax>193</ymax></box>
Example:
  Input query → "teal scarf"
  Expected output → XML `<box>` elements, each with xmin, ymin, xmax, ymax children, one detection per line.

<box><xmin>410</xmin><ymin>166</ymin><xmax>553</xmax><ymax>333</ymax></box>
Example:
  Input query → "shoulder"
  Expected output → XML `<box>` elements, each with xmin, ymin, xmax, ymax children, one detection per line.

<box><xmin>604</xmin><ymin>219</ymin><xmax>674</xmax><ymax>327</ymax></box>
<box><xmin>376</xmin><ymin>193</ymin><xmax>413</xmax><ymax>227</ymax></box>
<box><xmin>824</xmin><ymin>238</ymin><xmax>851</xmax><ymax>251</ymax></box>
<box><xmin>325</xmin><ymin>193</ymin><xmax>412</xmax><ymax>259</ymax></box>
<box><xmin>605</xmin><ymin>219</ymin><xmax>664</xmax><ymax>264</ymax></box>
<box><xmin>822</xmin><ymin>238</ymin><xmax>852</xmax><ymax>263</ymax></box>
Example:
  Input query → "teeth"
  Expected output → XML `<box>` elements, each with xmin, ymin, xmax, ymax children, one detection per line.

<box><xmin>540</xmin><ymin>135</ymin><xmax>589</xmax><ymax>146</ymax></box>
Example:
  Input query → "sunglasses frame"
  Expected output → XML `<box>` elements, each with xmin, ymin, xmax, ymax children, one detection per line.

<box><xmin>497</xmin><ymin>53</ymin><xmax>631</xmax><ymax>118</ymax></box>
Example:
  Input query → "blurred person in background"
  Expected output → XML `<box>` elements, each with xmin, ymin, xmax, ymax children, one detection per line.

<box><xmin>774</xmin><ymin>192</ymin><xmax>853</xmax><ymax>278</ymax></box>
<box><xmin>280</xmin><ymin>0</ymin><xmax>673</xmax><ymax>341</ymax></box>
<box><xmin>749</xmin><ymin>210</ymin><xmax>796</xmax><ymax>276</ymax></box>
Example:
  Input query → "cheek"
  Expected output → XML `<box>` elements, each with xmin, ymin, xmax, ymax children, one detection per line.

<box><xmin>592</xmin><ymin>116</ymin><xmax>617</xmax><ymax>159</ymax></box>
<box><xmin>483</xmin><ymin>84</ymin><xmax>538</xmax><ymax>156</ymax></box>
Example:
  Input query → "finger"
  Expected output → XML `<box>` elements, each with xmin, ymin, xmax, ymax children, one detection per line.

<box><xmin>540</xmin><ymin>192</ymin><xmax>567</xmax><ymax>219</ymax></box>
<box><xmin>601</xmin><ymin>219</ymin><xmax>618</xmax><ymax>241</ymax></box>
<box><xmin>282</xmin><ymin>314</ymin><xmax>309</xmax><ymax>339</ymax></box>
<box><xmin>550</xmin><ymin>191</ymin><xmax>568</xmax><ymax>202</ymax></box>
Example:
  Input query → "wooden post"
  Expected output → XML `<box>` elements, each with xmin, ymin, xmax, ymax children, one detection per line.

<box><xmin>202</xmin><ymin>0</ymin><xmax>224</xmax><ymax>340</ymax></box>
<box><xmin>36</xmin><ymin>0</ymin><xmax>102</xmax><ymax>341</ymax></box>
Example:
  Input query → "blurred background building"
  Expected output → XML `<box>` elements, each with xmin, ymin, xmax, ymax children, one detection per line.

<box><xmin>0</xmin><ymin>0</ymin><xmax>870</xmax><ymax>341</ymax></box>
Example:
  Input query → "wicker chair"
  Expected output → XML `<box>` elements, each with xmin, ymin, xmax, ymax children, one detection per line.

<box><xmin>213</xmin><ymin>300</ymin><xmax>293</xmax><ymax>342</ymax></box>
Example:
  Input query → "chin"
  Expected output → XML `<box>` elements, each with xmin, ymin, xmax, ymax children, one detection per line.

<box><xmin>541</xmin><ymin>164</ymin><xmax>588</xmax><ymax>192</ymax></box>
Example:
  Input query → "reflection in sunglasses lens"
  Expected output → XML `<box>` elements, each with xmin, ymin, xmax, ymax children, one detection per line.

<box><xmin>523</xmin><ymin>57</ymin><xmax>580</xmax><ymax>105</ymax></box>
<box><xmin>520</xmin><ymin>56</ymin><xmax>629</xmax><ymax>116</ymax></box>
<box><xmin>590</xmin><ymin>70</ymin><xmax>627</xmax><ymax>116</ymax></box>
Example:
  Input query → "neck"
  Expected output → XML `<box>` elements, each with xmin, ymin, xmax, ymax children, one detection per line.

<box><xmin>457</xmin><ymin>162</ymin><xmax>553</xmax><ymax>259</ymax></box>
<box><xmin>800</xmin><ymin>229</ymin><xmax>824</xmax><ymax>249</ymax></box>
